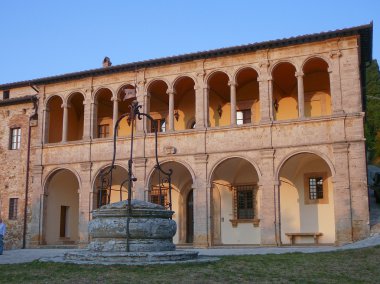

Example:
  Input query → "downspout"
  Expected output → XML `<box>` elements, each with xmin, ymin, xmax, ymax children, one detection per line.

<box><xmin>23</xmin><ymin>96</ymin><xmax>38</xmax><ymax>249</ymax></box>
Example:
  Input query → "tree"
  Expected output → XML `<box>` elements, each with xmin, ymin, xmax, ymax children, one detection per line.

<box><xmin>365</xmin><ymin>59</ymin><xmax>380</xmax><ymax>164</ymax></box>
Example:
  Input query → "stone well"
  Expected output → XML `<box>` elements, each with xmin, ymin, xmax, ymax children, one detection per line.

<box><xmin>61</xmin><ymin>200</ymin><xmax>200</xmax><ymax>264</ymax></box>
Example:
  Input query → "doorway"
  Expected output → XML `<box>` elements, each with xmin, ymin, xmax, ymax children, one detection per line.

<box><xmin>186</xmin><ymin>189</ymin><xmax>194</xmax><ymax>243</ymax></box>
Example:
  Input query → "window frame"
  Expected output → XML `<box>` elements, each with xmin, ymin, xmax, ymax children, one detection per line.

<box><xmin>236</xmin><ymin>109</ymin><xmax>252</xmax><ymax>125</ymax></box>
<box><xmin>229</xmin><ymin>183</ymin><xmax>260</xmax><ymax>227</ymax></box>
<box><xmin>304</xmin><ymin>172</ymin><xmax>329</xmax><ymax>204</ymax></box>
<box><xmin>9</xmin><ymin>127</ymin><xmax>21</xmax><ymax>150</ymax></box>
<box><xmin>9</xmin><ymin>198</ymin><xmax>18</xmax><ymax>220</ymax></box>
<box><xmin>98</xmin><ymin>124</ymin><xmax>110</xmax><ymax>138</ymax></box>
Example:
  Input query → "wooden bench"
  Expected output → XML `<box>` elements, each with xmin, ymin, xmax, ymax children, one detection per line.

<box><xmin>285</xmin><ymin>232</ymin><xmax>323</xmax><ymax>245</ymax></box>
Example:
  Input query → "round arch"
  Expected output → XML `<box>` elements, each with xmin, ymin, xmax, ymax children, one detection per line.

<box><xmin>146</xmin><ymin>159</ymin><xmax>196</xmax><ymax>189</ymax></box>
<box><xmin>301</xmin><ymin>55</ymin><xmax>331</xmax><ymax>72</ymax></box>
<box><xmin>232</xmin><ymin>65</ymin><xmax>260</xmax><ymax>83</ymax></box>
<box><xmin>275</xmin><ymin>149</ymin><xmax>336</xmax><ymax>181</ymax></box>
<box><xmin>205</xmin><ymin>69</ymin><xmax>232</xmax><ymax>86</ymax></box>
<box><xmin>92</xmin><ymin>86</ymin><xmax>115</xmax><ymax>102</ymax></box>
<box><xmin>44</xmin><ymin>94</ymin><xmax>64</xmax><ymax>109</ymax></box>
<box><xmin>43</xmin><ymin>167</ymin><xmax>82</xmax><ymax>193</ymax></box>
<box><xmin>66</xmin><ymin>90</ymin><xmax>86</xmax><ymax>105</ymax></box>
<box><xmin>208</xmin><ymin>155</ymin><xmax>262</xmax><ymax>185</ymax></box>
<box><xmin>269</xmin><ymin>60</ymin><xmax>299</xmax><ymax>75</ymax></box>
<box><xmin>171</xmin><ymin>75</ymin><xmax>197</xmax><ymax>90</ymax></box>
<box><xmin>145</xmin><ymin>78</ymin><xmax>170</xmax><ymax>93</ymax></box>
<box><xmin>91</xmin><ymin>162</ymin><xmax>129</xmax><ymax>191</ymax></box>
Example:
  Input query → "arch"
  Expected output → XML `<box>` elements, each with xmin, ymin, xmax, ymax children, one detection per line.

<box><xmin>172</xmin><ymin>75</ymin><xmax>197</xmax><ymax>90</ymax></box>
<box><xmin>232</xmin><ymin>65</ymin><xmax>260</xmax><ymax>83</ymax></box>
<box><xmin>301</xmin><ymin>55</ymin><xmax>331</xmax><ymax>72</ymax></box>
<box><xmin>45</xmin><ymin>95</ymin><xmax>64</xmax><ymax>143</ymax></box>
<box><xmin>94</xmin><ymin>88</ymin><xmax>114</xmax><ymax>138</ymax></box>
<box><xmin>92</xmin><ymin>164</ymin><xmax>129</xmax><ymax>207</ymax></box>
<box><xmin>44</xmin><ymin>94</ymin><xmax>64</xmax><ymax>109</ymax></box>
<box><xmin>65</xmin><ymin>92</ymin><xmax>85</xmax><ymax>141</ymax></box>
<box><xmin>269</xmin><ymin>59</ymin><xmax>298</xmax><ymax>75</ymax></box>
<box><xmin>208</xmin><ymin>155</ymin><xmax>262</xmax><ymax>185</ymax></box>
<box><xmin>146</xmin><ymin>79</ymin><xmax>170</xmax><ymax>133</ymax></box>
<box><xmin>147</xmin><ymin>160</ymin><xmax>194</xmax><ymax>244</ymax></box>
<box><xmin>276</xmin><ymin>150</ymin><xmax>336</xmax><ymax>181</ymax></box>
<box><xmin>145</xmin><ymin>78</ymin><xmax>170</xmax><ymax>93</ymax></box>
<box><xmin>302</xmin><ymin>57</ymin><xmax>332</xmax><ymax>117</ymax></box>
<box><xmin>205</xmin><ymin>69</ymin><xmax>231</xmax><ymax>86</ymax></box>
<box><xmin>66</xmin><ymin>90</ymin><xmax>86</xmax><ymax>105</ymax></box>
<box><xmin>172</xmin><ymin>76</ymin><xmax>196</xmax><ymax>131</ymax></box>
<box><xmin>91</xmin><ymin>162</ymin><xmax>128</xmax><ymax>191</ymax></box>
<box><xmin>43</xmin><ymin>167</ymin><xmax>81</xmax><ymax>245</ymax></box>
<box><xmin>43</xmin><ymin>167</ymin><xmax>82</xmax><ymax>193</ymax></box>
<box><xmin>146</xmin><ymin>159</ymin><xmax>196</xmax><ymax>189</ymax></box>
<box><xmin>277</xmin><ymin>151</ymin><xmax>336</xmax><ymax>245</ymax></box>
<box><xmin>209</xmin><ymin>156</ymin><xmax>261</xmax><ymax>245</ymax></box>
<box><xmin>92</xmin><ymin>86</ymin><xmax>115</xmax><ymax>102</ymax></box>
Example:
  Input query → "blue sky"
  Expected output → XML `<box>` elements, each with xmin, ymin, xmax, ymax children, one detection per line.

<box><xmin>0</xmin><ymin>0</ymin><xmax>379</xmax><ymax>85</ymax></box>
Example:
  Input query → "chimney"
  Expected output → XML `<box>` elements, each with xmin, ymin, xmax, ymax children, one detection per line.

<box><xmin>103</xmin><ymin>57</ymin><xmax>112</xmax><ymax>68</ymax></box>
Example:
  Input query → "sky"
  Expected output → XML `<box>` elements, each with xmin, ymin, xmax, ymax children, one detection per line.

<box><xmin>0</xmin><ymin>0</ymin><xmax>379</xmax><ymax>85</ymax></box>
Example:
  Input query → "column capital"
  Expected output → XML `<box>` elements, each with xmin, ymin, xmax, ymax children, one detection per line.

<box><xmin>61</xmin><ymin>102</ymin><xmax>71</xmax><ymax>108</ymax></box>
<box><xmin>295</xmin><ymin>71</ymin><xmax>304</xmax><ymax>78</ymax></box>
<box><xmin>166</xmin><ymin>89</ymin><xmax>176</xmax><ymax>96</ymax></box>
<box><xmin>133</xmin><ymin>158</ymin><xmax>147</xmax><ymax>168</ymax></box>
<box><xmin>228</xmin><ymin>80</ymin><xmax>237</xmax><ymax>87</ymax></box>
<box><xmin>111</xmin><ymin>97</ymin><xmax>120</xmax><ymax>102</ymax></box>
<box><xmin>257</xmin><ymin>76</ymin><xmax>272</xmax><ymax>82</ymax></box>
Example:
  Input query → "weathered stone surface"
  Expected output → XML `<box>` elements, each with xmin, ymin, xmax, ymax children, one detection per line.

<box><xmin>88</xmin><ymin>200</ymin><xmax>177</xmax><ymax>252</ymax></box>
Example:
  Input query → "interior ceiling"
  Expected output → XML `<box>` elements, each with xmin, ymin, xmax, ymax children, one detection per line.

<box><xmin>273</xmin><ymin>63</ymin><xmax>297</xmax><ymax>94</ymax></box>
<box><xmin>303</xmin><ymin>58</ymin><xmax>328</xmax><ymax>74</ymax></box>
<box><xmin>237</xmin><ymin>68</ymin><xmax>258</xmax><ymax>86</ymax></box>
<box><xmin>212</xmin><ymin>158</ymin><xmax>258</xmax><ymax>184</ymax></box>
<box><xmin>208</xmin><ymin>72</ymin><xmax>230</xmax><ymax>101</ymax></box>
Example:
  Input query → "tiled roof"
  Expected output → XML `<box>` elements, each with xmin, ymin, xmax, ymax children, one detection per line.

<box><xmin>0</xmin><ymin>23</ymin><xmax>373</xmax><ymax>90</ymax></box>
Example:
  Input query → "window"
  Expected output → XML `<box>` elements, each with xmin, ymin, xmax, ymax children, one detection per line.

<box><xmin>230</xmin><ymin>184</ymin><xmax>259</xmax><ymax>227</ymax></box>
<box><xmin>9</xmin><ymin>198</ymin><xmax>18</xmax><ymax>220</ymax></box>
<box><xmin>236</xmin><ymin>109</ymin><xmax>251</xmax><ymax>125</ymax></box>
<box><xmin>304</xmin><ymin>172</ymin><xmax>329</xmax><ymax>204</ymax></box>
<box><xmin>3</xmin><ymin>90</ymin><xmax>10</xmax><ymax>100</ymax></box>
<box><xmin>309</xmin><ymin>177</ymin><xmax>324</xmax><ymax>199</ymax></box>
<box><xmin>98</xmin><ymin>124</ymin><xmax>110</xmax><ymax>138</ymax></box>
<box><xmin>236</xmin><ymin>185</ymin><xmax>254</xmax><ymax>219</ymax></box>
<box><xmin>149</xmin><ymin>185</ymin><xmax>168</xmax><ymax>207</ymax></box>
<box><xmin>10</xmin><ymin>127</ymin><xmax>21</xmax><ymax>150</ymax></box>
<box><xmin>151</xmin><ymin>119</ymin><xmax>166</xmax><ymax>133</ymax></box>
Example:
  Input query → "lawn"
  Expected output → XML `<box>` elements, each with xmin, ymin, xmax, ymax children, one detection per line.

<box><xmin>0</xmin><ymin>246</ymin><xmax>379</xmax><ymax>283</ymax></box>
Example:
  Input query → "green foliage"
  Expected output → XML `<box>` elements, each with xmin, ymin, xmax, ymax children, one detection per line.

<box><xmin>365</xmin><ymin>59</ymin><xmax>380</xmax><ymax>163</ymax></box>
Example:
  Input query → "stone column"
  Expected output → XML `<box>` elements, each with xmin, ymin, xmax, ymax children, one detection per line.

<box><xmin>78</xmin><ymin>162</ymin><xmax>92</xmax><ymax>247</ymax></box>
<box><xmin>229</xmin><ymin>80</ymin><xmax>237</xmax><ymax>126</ymax></box>
<box><xmin>259</xmin><ymin>149</ymin><xmax>277</xmax><ymax>245</ymax></box>
<box><xmin>268</xmin><ymin>78</ymin><xmax>274</xmax><ymax>120</ymax></box>
<box><xmin>61</xmin><ymin>102</ymin><xmax>70</xmax><ymax>142</ymax></box>
<box><xmin>193</xmin><ymin>154</ymin><xmax>210</xmax><ymax>247</ymax></box>
<box><xmin>195</xmin><ymin>86</ymin><xmax>205</xmax><ymax>128</ymax></box>
<box><xmin>203</xmin><ymin>87</ymin><xmax>210</xmax><ymax>127</ymax></box>
<box><xmin>296</xmin><ymin>71</ymin><xmax>304</xmax><ymax>119</ymax></box>
<box><xmin>82</xmin><ymin>99</ymin><xmax>91</xmax><ymax>141</ymax></box>
<box><xmin>135</xmin><ymin>81</ymin><xmax>146</xmax><ymax>134</ymax></box>
<box><xmin>168</xmin><ymin>90</ymin><xmax>175</xmax><ymax>131</ymax></box>
<box><xmin>329</xmin><ymin>50</ymin><xmax>344</xmax><ymax>115</ymax></box>
<box><xmin>91</xmin><ymin>102</ymin><xmax>98</xmax><ymax>139</ymax></box>
<box><xmin>144</xmin><ymin>93</ymin><xmax>151</xmax><ymax>132</ymax></box>
<box><xmin>112</xmin><ymin>96</ymin><xmax>119</xmax><ymax>135</ymax></box>
<box><xmin>332</xmin><ymin>143</ymin><xmax>353</xmax><ymax>245</ymax></box>
<box><xmin>43</xmin><ymin>107</ymin><xmax>50</xmax><ymax>143</ymax></box>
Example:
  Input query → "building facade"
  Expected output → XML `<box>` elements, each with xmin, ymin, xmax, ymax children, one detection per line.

<box><xmin>0</xmin><ymin>24</ymin><xmax>373</xmax><ymax>249</ymax></box>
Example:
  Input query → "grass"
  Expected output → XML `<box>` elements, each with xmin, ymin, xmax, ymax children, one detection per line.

<box><xmin>1</xmin><ymin>246</ymin><xmax>380</xmax><ymax>283</ymax></box>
